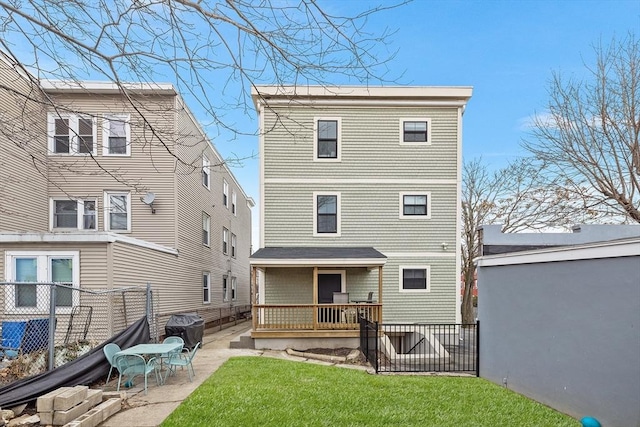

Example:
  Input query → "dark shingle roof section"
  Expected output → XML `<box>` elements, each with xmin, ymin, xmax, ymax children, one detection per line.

<box><xmin>251</xmin><ymin>247</ymin><xmax>386</xmax><ymax>260</ymax></box>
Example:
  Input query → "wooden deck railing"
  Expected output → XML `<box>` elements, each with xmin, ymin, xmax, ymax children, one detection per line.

<box><xmin>252</xmin><ymin>304</ymin><xmax>382</xmax><ymax>331</ymax></box>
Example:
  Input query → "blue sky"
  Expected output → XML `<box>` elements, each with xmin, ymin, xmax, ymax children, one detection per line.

<box><xmin>208</xmin><ymin>0</ymin><xmax>639</xmax><ymax>248</ymax></box>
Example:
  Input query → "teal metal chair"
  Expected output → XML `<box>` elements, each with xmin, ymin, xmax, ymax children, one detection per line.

<box><xmin>102</xmin><ymin>343</ymin><xmax>121</xmax><ymax>384</ymax></box>
<box><xmin>160</xmin><ymin>336</ymin><xmax>185</xmax><ymax>374</ymax></box>
<box><xmin>164</xmin><ymin>341</ymin><xmax>200</xmax><ymax>383</ymax></box>
<box><xmin>115</xmin><ymin>354</ymin><xmax>160</xmax><ymax>395</ymax></box>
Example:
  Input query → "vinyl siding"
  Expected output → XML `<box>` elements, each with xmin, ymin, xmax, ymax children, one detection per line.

<box><xmin>0</xmin><ymin>58</ymin><xmax>49</xmax><ymax>231</ymax></box>
<box><xmin>0</xmin><ymin>242</ymin><xmax>107</xmax><ymax>288</ymax></box>
<box><xmin>44</xmin><ymin>93</ymin><xmax>177</xmax><ymax>247</ymax></box>
<box><xmin>264</xmin><ymin>268</ymin><xmax>313</xmax><ymax>304</ymax></box>
<box><xmin>263</xmin><ymin>106</ymin><xmax>459</xmax><ymax>180</ymax></box>
<box><xmin>264</xmin><ymin>183</ymin><xmax>457</xmax><ymax>251</ymax></box>
<box><xmin>259</xmin><ymin>97</ymin><xmax>462</xmax><ymax>324</ymax></box>
<box><xmin>382</xmin><ymin>257</ymin><xmax>457</xmax><ymax>323</ymax></box>
<box><xmin>173</xmin><ymin>103</ymin><xmax>253</xmax><ymax>316</ymax></box>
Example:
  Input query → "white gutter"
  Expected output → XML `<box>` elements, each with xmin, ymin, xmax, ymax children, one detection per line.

<box><xmin>0</xmin><ymin>232</ymin><xmax>179</xmax><ymax>255</ymax></box>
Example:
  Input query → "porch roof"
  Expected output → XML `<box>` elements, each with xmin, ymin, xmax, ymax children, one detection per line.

<box><xmin>250</xmin><ymin>246</ymin><xmax>387</xmax><ymax>267</ymax></box>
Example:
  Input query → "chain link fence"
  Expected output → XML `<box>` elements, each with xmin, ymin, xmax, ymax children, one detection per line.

<box><xmin>0</xmin><ymin>282</ymin><xmax>155</xmax><ymax>387</ymax></box>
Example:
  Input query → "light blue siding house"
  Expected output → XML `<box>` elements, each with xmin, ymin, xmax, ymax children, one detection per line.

<box><xmin>250</xmin><ymin>86</ymin><xmax>472</xmax><ymax>350</ymax></box>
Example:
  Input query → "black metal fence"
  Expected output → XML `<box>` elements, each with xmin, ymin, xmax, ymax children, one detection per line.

<box><xmin>360</xmin><ymin>316</ymin><xmax>479</xmax><ymax>376</ymax></box>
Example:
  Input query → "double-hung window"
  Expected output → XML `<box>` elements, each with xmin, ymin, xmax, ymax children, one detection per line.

<box><xmin>399</xmin><ymin>266</ymin><xmax>430</xmax><ymax>292</ymax></box>
<box><xmin>222</xmin><ymin>275</ymin><xmax>229</xmax><ymax>302</ymax></box>
<box><xmin>231</xmin><ymin>233</ymin><xmax>237</xmax><ymax>258</ymax></box>
<box><xmin>222</xmin><ymin>227</ymin><xmax>229</xmax><ymax>254</ymax></box>
<box><xmin>4</xmin><ymin>251</ymin><xmax>80</xmax><ymax>313</ymax></box>
<box><xmin>400</xmin><ymin>118</ymin><xmax>431</xmax><ymax>145</ymax></box>
<box><xmin>202</xmin><ymin>156</ymin><xmax>210</xmax><ymax>189</ymax></box>
<box><xmin>232</xmin><ymin>192</ymin><xmax>237</xmax><ymax>215</ymax></box>
<box><xmin>315</xmin><ymin>118</ymin><xmax>340</xmax><ymax>160</ymax></box>
<box><xmin>104</xmin><ymin>191</ymin><xmax>131</xmax><ymax>232</ymax></box>
<box><xmin>48</xmin><ymin>113</ymin><xmax>97</xmax><ymax>155</ymax></box>
<box><xmin>223</xmin><ymin>179</ymin><xmax>229</xmax><ymax>208</ymax></box>
<box><xmin>202</xmin><ymin>212</ymin><xmax>211</xmax><ymax>246</ymax></box>
<box><xmin>203</xmin><ymin>272</ymin><xmax>211</xmax><ymax>304</ymax></box>
<box><xmin>314</xmin><ymin>192</ymin><xmax>340</xmax><ymax>236</ymax></box>
<box><xmin>231</xmin><ymin>277</ymin><xmax>237</xmax><ymax>301</ymax></box>
<box><xmin>51</xmin><ymin>199</ymin><xmax>97</xmax><ymax>230</ymax></box>
<box><xmin>103</xmin><ymin>114</ymin><xmax>131</xmax><ymax>156</ymax></box>
<box><xmin>399</xmin><ymin>192</ymin><xmax>431</xmax><ymax>219</ymax></box>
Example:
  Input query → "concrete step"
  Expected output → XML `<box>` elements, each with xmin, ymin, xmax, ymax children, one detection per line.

<box><xmin>229</xmin><ymin>330</ymin><xmax>255</xmax><ymax>349</ymax></box>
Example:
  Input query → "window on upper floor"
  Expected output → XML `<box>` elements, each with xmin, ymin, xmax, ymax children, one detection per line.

<box><xmin>4</xmin><ymin>251</ymin><xmax>80</xmax><ymax>313</ymax></box>
<box><xmin>202</xmin><ymin>156</ymin><xmax>211</xmax><ymax>189</ymax></box>
<box><xmin>202</xmin><ymin>212</ymin><xmax>211</xmax><ymax>246</ymax></box>
<box><xmin>51</xmin><ymin>199</ymin><xmax>97</xmax><ymax>230</ymax></box>
<box><xmin>231</xmin><ymin>276</ymin><xmax>237</xmax><ymax>301</ymax></box>
<box><xmin>232</xmin><ymin>191</ymin><xmax>237</xmax><ymax>216</ymax></box>
<box><xmin>231</xmin><ymin>233</ymin><xmax>237</xmax><ymax>258</ymax></box>
<box><xmin>104</xmin><ymin>191</ymin><xmax>131</xmax><ymax>232</ymax></box>
<box><xmin>399</xmin><ymin>192</ymin><xmax>431</xmax><ymax>219</ymax></box>
<box><xmin>313</xmin><ymin>192</ymin><xmax>341</xmax><ymax>236</ymax></box>
<box><xmin>103</xmin><ymin>114</ymin><xmax>131</xmax><ymax>156</ymax></box>
<box><xmin>203</xmin><ymin>272</ymin><xmax>211</xmax><ymax>304</ymax></box>
<box><xmin>400</xmin><ymin>118</ymin><xmax>431</xmax><ymax>145</ymax></box>
<box><xmin>222</xmin><ymin>227</ymin><xmax>229</xmax><ymax>254</ymax></box>
<box><xmin>222</xmin><ymin>274</ymin><xmax>229</xmax><ymax>302</ymax></box>
<box><xmin>223</xmin><ymin>179</ymin><xmax>229</xmax><ymax>208</ymax></box>
<box><xmin>48</xmin><ymin>113</ymin><xmax>97</xmax><ymax>155</ymax></box>
<box><xmin>399</xmin><ymin>266</ymin><xmax>431</xmax><ymax>292</ymax></box>
<box><xmin>315</xmin><ymin>118</ymin><xmax>341</xmax><ymax>161</ymax></box>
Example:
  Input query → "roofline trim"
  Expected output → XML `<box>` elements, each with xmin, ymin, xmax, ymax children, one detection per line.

<box><xmin>249</xmin><ymin>258</ymin><xmax>387</xmax><ymax>267</ymax></box>
<box><xmin>0</xmin><ymin>232</ymin><xmax>179</xmax><ymax>255</ymax></box>
<box><xmin>477</xmin><ymin>237</ymin><xmax>640</xmax><ymax>267</ymax></box>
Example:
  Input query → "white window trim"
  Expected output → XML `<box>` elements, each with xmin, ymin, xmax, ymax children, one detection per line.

<box><xmin>104</xmin><ymin>191</ymin><xmax>131</xmax><ymax>232</ymax></box>
<box><xmin>313</xmin><ymin>191</ymin><xmax>341</xmax><ymax>237</ymax></box>
<box><xmin>317</xmin><ymin>269</ymin><xmax>347</xmax><ymax>293</ymax></box>
<box><xmin>203</xmin><ymin>272</ymin><xmax>211</xmax><ymax>304</ymax></box>
<box><xmin>231</xmin><ymin>276</ymin><xmax>237</xmax><ymax>301</ymax></box>
<box><xmin>49</xmin><ymin>198</ymin><xmax>98</xmax><ymax>231</ymax></box>
<box><xmin>222</xmin><ymin>227</ymin><xmax>229</xmax><ymax>254</ymax></box>
<box><xmin>231</xmin><ymin>233</ymin><xmax>237</xmax><ymax>258</ymax></box>
<box><xmin>232</xmin><ymin>191</ymin><xmax>237</xmax><ymax>216</ymax></box>
<box><xmin>222</xmin><ymin>274</ymin><xmax>229</xmax><ymax>302</ymax></box>
<box><xmin>102</xmin><ymin>114</ymin><xmax>131</xmax><ymax>156</ymax></box>
<box><xmin>399</xmin><ymin>191</ymin><xmax>432</xmax><ymax>219</ymax></box>
<box><xmin>399</xmin><ymin>118</ymin><xmax>432</xmax><ymax>146</ymax></box>
<box><xmin>223</xmin><ymin>179</ymin><xmax>229</xmax><ymax>208</ymax></box>
<box><xmin>313</xmin><ymin>117</ymin><xmax>342</xmax><ymax>162</ymax></box>
<box><xmin>202</xmin><ymin>156</ymin><xmax>211</xmax><ymax>190</ymax></box>
<box><xmin>399</xmin><ymin>265</ymin><xmax>431</xmax><ymax>293</ymax></box>
<box><xmin>4</xmin><ymin>251</ymin><xmax>80</xmax><ymax>314</ymax></box>
<box><xmin>47</xmin><ymin>113</ymin><xmax>97</xmax><ymax>155</ymax></box>
<box><xmin>202</xmin><ymin>212</ymin><xmax>211</xmax><ymax>247</ymax></box>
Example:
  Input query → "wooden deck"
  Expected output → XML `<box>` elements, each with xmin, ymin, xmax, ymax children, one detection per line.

<box><xmin>251</xmin><ymin>303</ymin><xmax>381</xmax><ymax>338</ymax></box>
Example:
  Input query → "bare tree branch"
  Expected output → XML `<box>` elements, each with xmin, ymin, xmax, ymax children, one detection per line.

<box><xmin>523</xmin><ymin>33</ymin><xmax>640</xmax><ymax>222</ymax></box>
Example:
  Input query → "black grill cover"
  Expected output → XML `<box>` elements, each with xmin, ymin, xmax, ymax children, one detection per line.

<box><xmin>165</xmin><ymin>313</ymin><xmax>204</xmax><ymax>350</ymax></box>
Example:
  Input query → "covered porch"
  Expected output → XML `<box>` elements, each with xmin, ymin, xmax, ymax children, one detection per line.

<box><xmin>249</xmin><ymin>247</ymin><xmax>386</xmax><ymax>344</ymax></box>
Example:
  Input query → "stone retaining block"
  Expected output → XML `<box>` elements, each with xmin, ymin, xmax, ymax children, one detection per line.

<box><xmin>53</xmin><ymin>400</ymin><xmax>91</xmax><ymax>425</ymax></box>
<box><xmin>53</xmin><ymin>386</ymin><xmax>89</xmax><ymax>411</ymax></box>
<box><xmin>37</xmin><ymin>387</ymin><xmax>72</xmax><ymax>413</ymax></box>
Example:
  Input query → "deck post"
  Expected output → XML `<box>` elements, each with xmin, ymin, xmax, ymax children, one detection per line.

<box><xmin>313</xmin><ymin>266</ymin><xmax>318</xmax><ymax>330</ymax></box>
<box><xmin>252</xmin><ymin>266</ymin><xmax>257</xmax><ymax>330</ymax></box>
<box><xmin>378</xmin><ymin>265</ymin><xmax>383</xmax><ymax>322</ymax></box>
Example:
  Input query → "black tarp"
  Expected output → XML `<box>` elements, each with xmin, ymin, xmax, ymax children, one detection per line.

<box><xmin>0</xmin><ymin>316</ymin><xmax>150</xmax><ymax>408</ymax></box>
<box><xmin>165</xmin><ymin>313</ymin><xmax>204</xmax><ymax>350</ymax></box>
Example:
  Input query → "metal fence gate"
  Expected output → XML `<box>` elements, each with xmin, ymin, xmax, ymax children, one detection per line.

<box><xmin>0</xmin><ymin>282</ymin><xmax>156</xmax><ymax>387</ymax></box>
<box><xmin>360</xmin><ymin>316</ymin><xmax>479</xmax><ymax>376</ymax></box>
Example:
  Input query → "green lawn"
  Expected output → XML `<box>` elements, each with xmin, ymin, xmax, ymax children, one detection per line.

<box><xmin>162</xmin><ymin>356</ymin><xmax>579</xmax><ymax>427</ymax></box>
